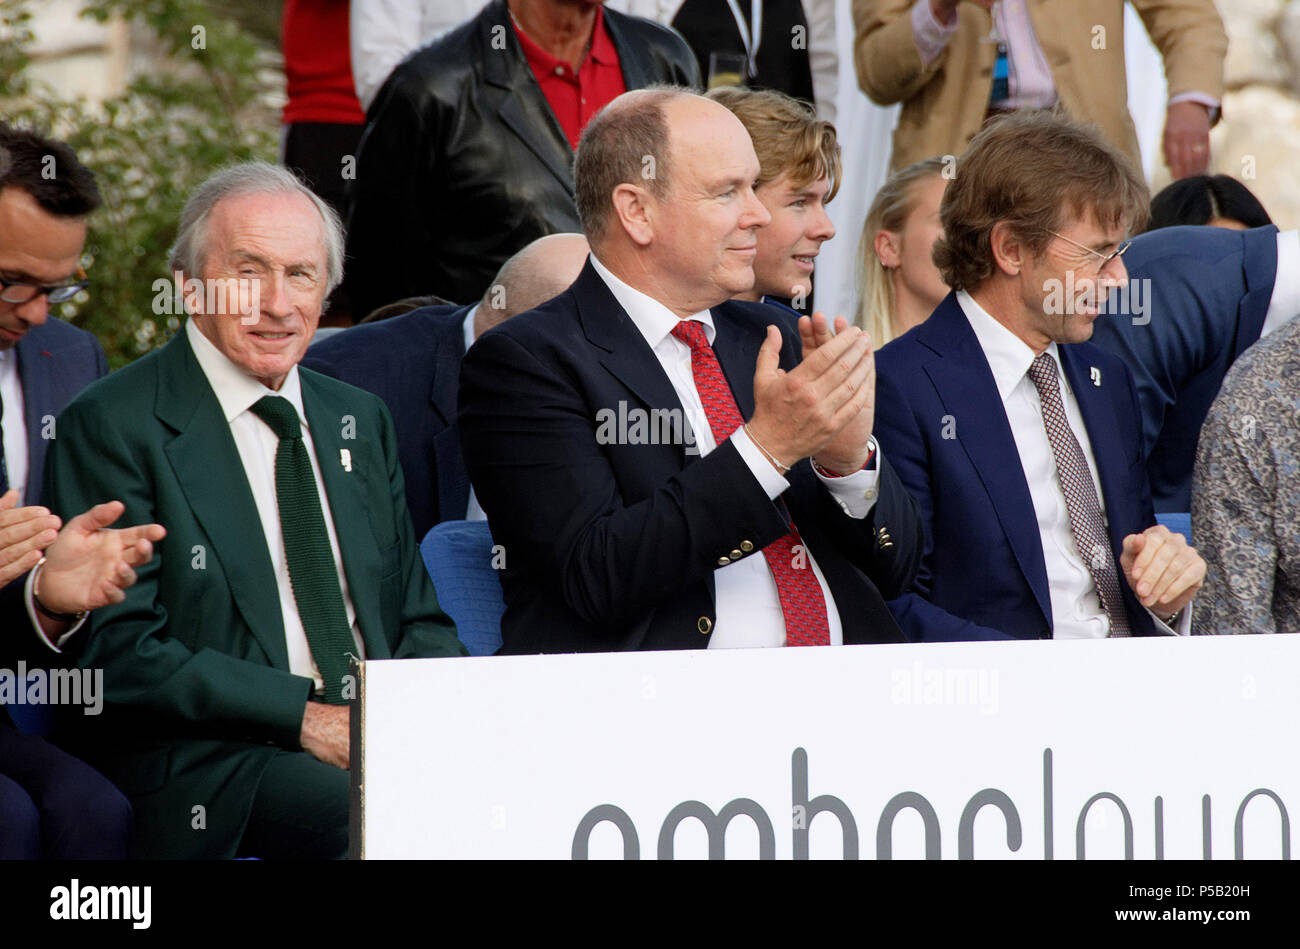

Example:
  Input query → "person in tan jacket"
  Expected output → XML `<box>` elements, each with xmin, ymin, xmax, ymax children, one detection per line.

<box><xmin>853</xmin><ymin>0</ymin><xmax>1226</xmax><ymax>178</ymax></box>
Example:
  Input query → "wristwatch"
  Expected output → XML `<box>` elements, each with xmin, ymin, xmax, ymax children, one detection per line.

<box><xmin>32</xmin><ymin>557</ymin><xmax>88</xmax><ymax>625</ymax></box>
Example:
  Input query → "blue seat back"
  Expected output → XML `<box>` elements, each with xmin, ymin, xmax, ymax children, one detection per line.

<box><xmin>419</xmin><ymin>520</ymin><xmax>505</xmax><ymax>657</ymax></box>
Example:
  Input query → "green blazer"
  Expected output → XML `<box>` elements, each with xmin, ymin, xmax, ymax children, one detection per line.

<box><xmin>43</xmin><ymin>330</ymin><xmax>465</xmax><ymax>858</ymax></box>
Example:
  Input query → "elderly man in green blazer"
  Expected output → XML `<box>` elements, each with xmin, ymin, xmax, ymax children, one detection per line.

<box><xmin>43</xmin><ymin>162</ymin><xmax>465</xmax><ymax>859</ymax></box>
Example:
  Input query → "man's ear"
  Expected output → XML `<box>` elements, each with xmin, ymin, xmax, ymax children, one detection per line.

<box><xmin>874</xmin><ymin>229</ymin><xmax>902</xmax><ymax>269</ymax></box>
<box><xmin>988</xmin><ymin>220</ymin><xmax>1025</xmax><ymax>277</ymax></box>
<box><xmin>610</xmin><ymin>182</ymin><xmax>655</xmax><ymax>247</ymax></box>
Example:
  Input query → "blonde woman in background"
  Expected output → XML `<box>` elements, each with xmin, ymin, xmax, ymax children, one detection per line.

<box><xmin>857</xmin><ymin>158</ymin><xmax>949</xmax><ymax>346</ymax></box>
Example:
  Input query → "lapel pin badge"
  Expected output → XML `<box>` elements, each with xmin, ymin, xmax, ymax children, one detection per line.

<box><xmin>1089</xmin><ymin>367</ymin><xmax>1102</xmax><ymax>387</ymax></box>
<box><xmin>340</xmin><ymin>448</ymin><xmax>352</xmax><ymax>472</ymax></box>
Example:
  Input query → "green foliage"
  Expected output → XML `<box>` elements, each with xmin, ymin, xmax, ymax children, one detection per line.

<box><xmin>0</xmin><ymin>0</ymin><xmax>281</xmax><ymax>366</ymax></box>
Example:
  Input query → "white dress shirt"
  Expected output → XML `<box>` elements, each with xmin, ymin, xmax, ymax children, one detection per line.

<box><xmin>957</xmin><ymin>291</ymin><xmax>1188</xmax><ymax>638</ymax></box>
<box><xmin>185</xmin><ymin>320</ymin><xmax>364</xmax><ymax>691</ymax></box>
<box><xmin>1261</xmin><ymin>230</ymin><xmax>1300</xmax><ymax>338</ymax></box>
<box><xmin>462</xmin><ymin>305</ymin><xmax>487</xmax><ymax>523</ymax></box>
<box><xmin>589</xmin><ymin>254</ymin><xmax>881</xmax><ymax>647</ymax></box>
<box><xmin>0</xmin><ymin>347</ymin><xmax>28</xmax><ymax>504</ymax></box>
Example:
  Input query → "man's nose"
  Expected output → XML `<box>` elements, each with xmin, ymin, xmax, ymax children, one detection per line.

<box><xmin>744</xmin><ymin>189</ymin><xmax>771</xmax><ymax>229</ymax></box>
<box><xmin>810</xmin><ymin>205</ymin><xmax>835</xmax><ymax>242</ymax></box>
<box><xmin>13</xmin><ymin>293</ymin><xmax>50</xmax><ymax>327</ymax></box>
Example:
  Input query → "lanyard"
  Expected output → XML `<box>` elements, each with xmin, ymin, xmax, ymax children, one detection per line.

<box><xmin>724</xmin><ymin>0</ymin><xmax>762</xmax><ymax>79</ymax></box>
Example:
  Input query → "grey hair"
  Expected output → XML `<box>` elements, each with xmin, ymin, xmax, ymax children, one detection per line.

<box><xmin>167</xmin><ymin>161</ymin><xmax>344</xmax><ymax>294</ymax></box>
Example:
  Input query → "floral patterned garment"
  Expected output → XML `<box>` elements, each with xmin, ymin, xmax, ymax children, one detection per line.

<box><xmin>1192</xmin><ymin>315</ymin><xmax>1300</xmax><ymax>634</ymax></box>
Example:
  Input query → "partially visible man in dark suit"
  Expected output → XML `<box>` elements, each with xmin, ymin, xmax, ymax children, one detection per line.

<box><xmin>343</xmin><ymin>0</ymin><xmax>700</xmax><ymax>315</ymax></box>
<box><xmin>1088</xmin><ymin>223</ymin><xmax>1288</xmax><ymax>513</ymax></box>
<box><xmin>45</xmin><ymin>162</ymin><xmax>464</xmax><ymax>859</ymax></box>
<box><xmin>460</xmin><ymin>88</ymin><xmax>921</xmax><ymax>654</ymax></box>
<box><xmin>304</xmin><ymin>233</ymin><xmax>591</xmax><ymax>538</ymax></box>
<box><xmin>874</xmin><ymin>111</ymin><xmax>1206</xmax><ymax>643</ymax></box>
<box><xmin>0</xmin><ymin>124</ymin><xmax>167</xmax><ymax>859</ymax></box>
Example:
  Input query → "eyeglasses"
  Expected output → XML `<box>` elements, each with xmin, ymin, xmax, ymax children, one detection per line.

<box><xmin>0</xmin><ymin>267</ymin><xmax>89</xmax><ymax>304</ymax></box>
<box><xmin>1046</xmin><ymin>231</ymin><xmax>1131</xmax><ymax>269</ymax></box>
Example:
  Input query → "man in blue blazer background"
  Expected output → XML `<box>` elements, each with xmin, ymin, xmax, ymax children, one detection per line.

<box><xmin>1089</xmin><ymin>223</ymin><xmax>1285</xmax><ymax>513</ymax></box>
<box><xmin>874</xmin><ymin>111</ymin><xmax>1206</xmax><ymax>643</ymax></box>
<box><xmin>303</xmin><ymin>234</ymin><xmax>591</xmax><ymax>539</ymax></box>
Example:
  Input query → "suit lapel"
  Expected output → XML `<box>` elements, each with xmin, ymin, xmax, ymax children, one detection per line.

<box><xmin>14</xmin><ymin>332</ymin><xmax>52</xmax><ymax>503</ymax></box>
<box><xmin>156</xmin><ymin>334</ymin><xmax>289</xmax><ymax>669</ymax></box>
<box><xmin>1058</xmin><ymin>346</ymin><xmax>1131</xmax><ymax>553</ymax></box>
<box><xmin>919</xmin><ymin>299</ymin><xmax>1052</xmax><ymax>625</ymax></box>
<box><xmin>301</xmin><ymin>373</ymin><xmax>389</xmax><ymax>658</ymax></box>
<box><xmin>431</xmin><ymin>307</ymin><xmax>472</xmax><ymax>522</ymax></box>
<box><xmin>481</xmin><ymin>4</ymin><xmax>576</xmax><ymax>196</ymax></box>
<box><xmin>575</xmin><ymin>263</ymin><xmax>690</xmax><ymax>458</ymax></box>
<box><xmin>710</xmin><ymin>304</ymin><xmax>762</xmax><ymax>421</ymax></box>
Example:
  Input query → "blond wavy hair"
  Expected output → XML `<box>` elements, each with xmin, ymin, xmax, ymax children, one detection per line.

<box><xmin>855</xmin><ymin>157</ymin><xmax>948</xmax><ymax>346</ymax></box>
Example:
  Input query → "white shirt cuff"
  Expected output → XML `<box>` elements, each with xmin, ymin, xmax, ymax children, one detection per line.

<box><xmin>813</xmin><ymin>439</ymin><xmax>882</xmax><ymax>519</ymax></box>
<box><xmin>1167</xmin><ymin>91</ymin><xmax>1221</xmax><ymax>119</ymax></box>
<box><xmin>1145</xmin><ymin>601</ymin><xmax>1193</xmax><ymax>637</ymax></box>
<box><xmin>1260</xmin><ymin>230</ymin><xmax>1300</xmax><ymax>339</ymax></box>
<box><xmin>911</xmin><ymin>0</ymin><xmax>956</xmax><ymax>67</ymax></box>
<box><xmin>730</xmin><ymin>426</ymin><xmax>790</xmax><ymax>500</ymax></box>
<box><xmin>25</xmin><ymin>567</ymin><xmax>87</xmax><ymax>652</ymax></box>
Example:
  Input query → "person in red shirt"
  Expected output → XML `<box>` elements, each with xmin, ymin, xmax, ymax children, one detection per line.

<box><xmin>281</xmin><ymin>0</ymin><xmax>366</xmax><ymax>220</ymax></box>
<box><xmin>343</xmin><ymin>0</ymin><xmax>699</xmax><ymax>314</ymax></box>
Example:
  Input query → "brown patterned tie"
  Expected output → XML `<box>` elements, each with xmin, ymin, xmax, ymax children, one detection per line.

<box><xmin>1026</xmin><ymin>352</ymin><xmax>1131</xmax><ymax>637</ymax></box>
<box><xmin>671</xmin><ymin>320</ymin><xmax>830</xmax><ymax>646</ymax></box>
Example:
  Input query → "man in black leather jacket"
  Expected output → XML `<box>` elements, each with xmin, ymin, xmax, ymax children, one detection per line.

<box><xmin>343</xmin><ymin>0</ymin><xmax>699</xmax><ymax>315</ymax></box>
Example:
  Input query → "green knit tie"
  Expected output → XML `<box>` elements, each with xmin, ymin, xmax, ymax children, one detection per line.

<box><xmin>251</xmin><ymin>396</ymin><xmax>353</xmax><ymax>704</ymax></box>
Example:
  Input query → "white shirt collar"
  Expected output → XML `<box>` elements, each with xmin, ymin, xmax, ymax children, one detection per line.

<box><xmin>462</xmin><ymin>304</ymin><xmax>478</xmax><ymax>353</ymax></box>
<box><xmin>956</xmin><ymin>289</ymin><xmax>1061</xmax><ymax>401</ymax></box>
<box><xmin>588</xmin><ymin>253</ymin><xmax>716</xmax><ymax>349</ymax></box>
<box><xmin>184</xmin><ymin>318</ymin><xmax>307</xmax><ymax>428</ymax></box>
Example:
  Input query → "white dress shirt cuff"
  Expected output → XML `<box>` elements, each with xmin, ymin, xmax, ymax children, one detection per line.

<box><xmin>1167</xmin><ymin>91</ymin><xmax>1221</xmax><ymax>122</ymax></box>
<box><xmin>813</xmin><ymin>439</ymin><xmax>882</xmax><ymax>519</ymax></box>
<box><xmin>730</xmin><ymin>426</ymin><xmax>790</xmax><ymax>499</ymax></box>
<box><xmin>1144</xmin><ymin>602</ymin><xmax>1193</xmax><ymax>637</ymax></box>
<box><xmin>1261</xmin><ymin>230</ymin><xmax>1300</xmax><ymax>339</ymax></box>
<box><xmin>25</xmin><ymin>567</ymin><xmax>87</xmax><ymax>652</ymax></box>
<box><xmin>911</xmin><ymin>0</ymin><xmax>956</xmax><ymax>66</ymax></box>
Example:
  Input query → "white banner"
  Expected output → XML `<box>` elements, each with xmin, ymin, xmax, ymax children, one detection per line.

<box><xmin>354</xmin><ymin>636</ymin><xmax>1298</xmax><ymax>859</ymax></box>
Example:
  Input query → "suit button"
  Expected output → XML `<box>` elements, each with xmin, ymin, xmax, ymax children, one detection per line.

<box><xmin>740</xmin><ymin>540</ymin><xmax>754</xmax><ymax>552</ymax></box>
<box><xmin>698</xmin><ymin>616</ymin><xmax>712</xmax><ymax>634</ymax></box>
<box><xmin>717</xmin><ymin>556</ymin><xmax>731</xmax><ymax>565</ymax></box>
<box><xmin>730</xmin><ymin>548</ymin><xmax>743</xmax><ymax>560</ymax></box>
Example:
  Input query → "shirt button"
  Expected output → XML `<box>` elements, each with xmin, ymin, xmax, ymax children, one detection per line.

<box><xmin>698</xmin><ymin>616</ymin><xmax>712</xmax><ymax>634</ymax></box>
<box><xmin>730</xmin><ymin>549</ymin><xmax>743</xmax><ymax>560</ymax></box>
<box><xmin>717</xmin><ymin>556</ymin><xmax>731</xmax><ymax>566</ymax></box>
<box><xmin>740</xmin><ymin>540</ymin><xmax>754</xmax><ymax>552</ymax></box>
<box><xmin>555</xmin><ymin>66</ymin><xmax>564</xmax><ymax>75</ymax></box>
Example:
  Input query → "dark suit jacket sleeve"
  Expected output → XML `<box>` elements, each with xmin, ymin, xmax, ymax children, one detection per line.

<box><xmin>345</xmin><ymin>71</ymin><xmax>442</xmax><ymax>318</ymax></box>
<box><xmin>873</xmin><ymin>369</ymin><xmax>1014</xmax><ymax>642</ymax></box>
<box><xmin>811</xmin><ymin>453</ymin><xmax>922</xmax><ymax>600</ymax></box>
<box><xmin>43</xmin><ymin>399</ymin><xmax>313</xmax><ymax>750</ymax></box>
<box><xmin>374</xmin><ymin>397</ymin><xmax>465</xmax><ymax>659</ymax></box>
<box><xmin>460</xmin><ymin>329</ymin><xmax>799</xmax><ymax>631</ymax></box>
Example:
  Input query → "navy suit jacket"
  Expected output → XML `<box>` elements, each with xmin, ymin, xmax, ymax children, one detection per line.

<box><xmin>874</xmin><ymin>294</ymin><xmax>1160</xmax><ymax>642</ymax></box>
<box><xmin>1</xmin><ymin>318</ymin><xmax>107</xmax><ymax>666</ymax></box>
<box><xmin>1089</xmin><ymin>225</ymin><xmax>1277</xmax><ymax>513</ymax></box>
<box><xmin>302</xmin><ymin>305</ymin><xmax>471</xmax><ymax>540</ymax></box>
<box><xmin>458</xmin><ymin>261</ymin><xmax>922</xmax><ymax>654</ymax></box>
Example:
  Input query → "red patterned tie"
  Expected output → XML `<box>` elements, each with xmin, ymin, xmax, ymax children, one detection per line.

<box><xmin>671</xmin><ymin>320</ymin><xmax>831</xmax><ymax>646</ymax></box>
